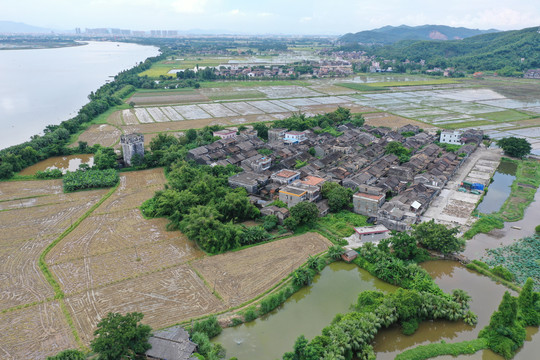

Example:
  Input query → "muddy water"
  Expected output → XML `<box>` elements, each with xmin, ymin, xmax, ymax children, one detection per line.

<box><xmin>214</xmin><ymin>262</ymin><xmax>398</xmax><ymax>360</ymax></box>
<box><xmin>464</xmin><ymin>187</ymin><xmax>540</xmax><ymax>260</ymax></box>
<box><xmin>476</xmin><ymin>161</ymin><xmax>517</xmax><ymax>214</ymax></box>
<box><xmin>19</xmin><ymin>154</ymin><xmax>94</xmax><ymax>175</ymax></box>
<box><xmin>374</xmin><ymin>260</ymin><xmax>514</xmax><ymax>359</ymax></box>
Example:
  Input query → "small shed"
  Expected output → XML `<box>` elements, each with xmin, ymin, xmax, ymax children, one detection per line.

<box><xmin>145</xmin><ymin>327</ymin><xmax>197</xmax><ymax>360</ymax></box>
<box><xmin>341</xmin><ymin>250</ymin><xmax>358</xmax><ymax>263</ymax></box>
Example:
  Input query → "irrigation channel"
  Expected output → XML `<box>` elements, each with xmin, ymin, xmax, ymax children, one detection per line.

<box><xmin>215</xmin><ymin>260</ymin><xmax>539</xmax><ymax>359</ymax></box>
<box><xmin>18</xmin><ymin>154</ymin><xmax>94</xmax><ymax>175</ymax></box>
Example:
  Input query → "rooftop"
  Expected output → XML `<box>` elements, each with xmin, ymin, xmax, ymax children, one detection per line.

<box><xmin>353</xmin><ymin>192</ymin><xmax>384</xmax><ymax>201</ymax></box>
<box><xmin>354</xmin><ymin>225</ymin><xmax>390</xmax><ymax>235</ymax></box>
<box><xmin>274</xmin><ymin>169</ymin><xmax>299</xmax><ymax>178</ymax></box>
<box><xmin>301</xmin><ymin>175</ymin><xmax>326</xmax><ymax>186</ymax></box>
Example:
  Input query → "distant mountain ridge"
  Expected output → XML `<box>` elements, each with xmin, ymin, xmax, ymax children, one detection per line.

<box><xmin>0</xmin><ymin>21</ymin><xmax>55</xmax><ymax>34</ymax></box>
<box><xmin>340</xmin><ymin>25</ymin><xmax>498</xmax><ymax>44</ymax></box>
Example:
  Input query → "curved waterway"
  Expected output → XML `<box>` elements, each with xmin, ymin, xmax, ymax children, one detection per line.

<box><xmin>0</xmin><ymin>41</ymin><xmax>159</xmax><ymax>149</ymax></box>
<box><xmin>213</xmin><ymin>262</ymin><xmax>398</xmax><ymax>360</ymax></box>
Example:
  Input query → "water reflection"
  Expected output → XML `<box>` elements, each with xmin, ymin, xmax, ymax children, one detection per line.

<box><xmin>476</xmin><ymin>161</ymin><xmax>517</xmax><ymax>214</ymax></box>
<box><xmin>19</xmin><ymin>154</ymin><xmax>94</xmax><ymax>175</ymax></box>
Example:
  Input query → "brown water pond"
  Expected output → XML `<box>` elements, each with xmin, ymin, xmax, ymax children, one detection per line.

<box><xmin>464</xmin><ymin>187</ymin><xmax>540</xmax><ymax>260</ymax></box>
<box><xmin>19</xmin><ymin>154</ymin><xmax>94</xmax><ymax>175</ymax></box>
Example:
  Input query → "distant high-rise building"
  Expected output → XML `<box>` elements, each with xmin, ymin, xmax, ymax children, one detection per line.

<box><xmin>75</xmin><ymin>27</ymin><xmax>81</xmax><ymax>34</ymax></box>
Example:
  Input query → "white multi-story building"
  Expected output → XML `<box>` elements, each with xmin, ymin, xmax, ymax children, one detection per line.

<box><xmin>439</xmin><ymin>130</ymin><xmax>462</xmax><ymax>145</ymax></box>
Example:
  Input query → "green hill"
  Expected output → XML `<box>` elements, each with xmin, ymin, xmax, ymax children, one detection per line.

<box><xmin>340</xmin><ymin>25</ymin><xmax>496</xmax><ymax>44</ymax></box>
<box><xmin>369</xmin><ymin>26</ymin><xmax>540</xmax><ymax>71</ymax></box>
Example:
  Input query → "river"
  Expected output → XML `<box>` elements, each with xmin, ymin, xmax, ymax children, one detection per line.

<box><xmin>0</xmin><ymin>41</ymin><xmax>159</xmax><ymax>149</ymax></box>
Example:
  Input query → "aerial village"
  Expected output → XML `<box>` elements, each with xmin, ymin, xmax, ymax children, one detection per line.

<box><xmin>186</xmin><ymin>122</ymin><xmax>484</xmax><ymax>238</ymax></box>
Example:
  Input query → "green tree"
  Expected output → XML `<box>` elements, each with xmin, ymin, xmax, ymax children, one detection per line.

<box><xmin>385</xmin><ymin>141</ymin><xmax>411</xmax><ymax>163</ymax></box>
<box><xmin>253</xmin><ymin>123</ymin><xmax>269</xmax><ymax>140</ymax></box>
<box><xmin>321</xmin><ymin>181</ymin><xmax>341</xmax><ymax>199</ymax></box>
<box><xmin>518</xmin><ymin>278</ymin><xmax>540</xmax><ymax>326</ymax></box>
<box><xmin>0</xmin><ymin>162</ymin><xmax>14</xmax><ymax>179</ymax></box>
<box><xmin>90</xmin><ymin>312</ymin><xmax>152</xmax><ymax>360</ymax></box>
<box><xmin>46</xmin><ymin>349</ymin><xmax>86</xmax><ymax>360</ymax></box>
<box><xmin>412</xmin><ymin>219</ymin><xmax>464</xmax><ymax>255</ymax></box>
<box><xmin>327</xmin><ymin>245</ymin><xmax>345</xmax><ymax>260</ymax></box>
<box><xmin>326</xmin><ymin>185</ymin><xmax>352</xmax><ymax>212</ymax></box>
<box><xmin>290</xmin><ymin>201</ymin><xmax>319</xmax><ymax>226</ymax></box>
<box><xmin>387</xmin><ymin>231</ymin><xmax>423</xmax><ymax>260</ymax></box>
<box><xmin>497</xmin><ymin>137</ymin><xmax>532</xmax><ymax>158</ymax></box>
<box><xmin>94</xmin><ymin>147</ymin><xmax>117</xmax><ymax>170</ymax></box>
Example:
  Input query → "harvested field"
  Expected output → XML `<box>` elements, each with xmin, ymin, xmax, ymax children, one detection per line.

<box><xmin>72</xmin><ymin>124</ymin><xmax>121</xmax><ymax>148</ymax></box>
<box><xmin>121</xmin><ymin>109</ymin><xmax>139</xmax><ymax>125</ymax></box>
<box><xmin>160</xmin><ymin>107</ymin><xmax>184</xmax><ymax>121</ymax></box>
<box><xmin>129</xmin><ymin>91</ymin><xmax>209</xmax><ymax>106</ymax></box>
<box><xmin>307</xmin><ymin>84</ymin><xmax>357</xmax><ymax>95</ymax></box>
<box><xmin>121</xmin><ymin>118</ymin><xmax>228</xmax><ymax>134</ymax></box>
<box><xmin>46</xmin><ymin>209</ymin><xmax>178</xmax><ymax>264</ymax></box>
<box><xmin>0</xmin><ymin>301</ymin><xmax>77</xmax><ymax>360</ymax></box>
<box><xmin>222</xmin><ymin>102</ymin><xmax>264</xmax><ymax>115</ymax></box>
<box><xmin>146</xmin><ymin>107</ymin><xmax>170</xmax><ymax>122</ymax></box>
<box><xmin>134</xmin><ymin>108</ymin><xmax>155</xmax><ymax>123</ymax></box>
<box><xmin>0</xmin><ymin>189</ymin><xmax>107</xmax><ymax>310</ymax></box>
<box><xmin>106</xmin><ymin>110</ymin><xmax>124</xmax><ymax>126</ymax></box>
<box><xmin>281</xmin><ymin>98</ymin><xmax>319</xmax><ymax>107</ymax></box>
<box><xmin>0</xmin><ymin>179</ymin><xmax>62</xmax><ymax>201</ymax></box>
<box><xmin>256</xmin><ymin>85</ymin><xmax>321</xmax><ymax>98</ymax></box>
<box><xmin>173</xmin><ymin>104</ymin><xmax>211</xmax><ymax>120</ymax></box>
<box><xmin>191</xmin><ymin>233</ymin><xmax>331</xmax><ymax>306</ymax></box>
<box><xmin>310</xmin><ymin>96</ymin><xmax>350</xmax><ymax>105</ymax></box>
<box><xmin>97</xmin><ymin>169</ymin><xmax>166</xmax><ymax>213</ymax></box>
<box><xmin>198</xmin><ymin>103</ymin><xmax>239</xmax><ymax>118</ymax></box>
<box><xmin>65</xmin><ymin>264</ymin><xmax>224</xmax><ymax>344</ymax></box>
<box><xmin>51</xmin><ymin>236</ymin><xmax>203</xmax><ymax>295</ymax></box>
<box><xmin>269</xmin><ymin>100</ymin><xmax>298</xmax><ymax>111</ymax></box>
<box><xmin>362</xmin><ymin>112</ymin><xmax>434</xmax><ymax>129</ymax></box>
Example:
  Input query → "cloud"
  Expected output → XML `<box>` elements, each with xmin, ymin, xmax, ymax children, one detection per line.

<box><xmin>448</xmin><ymin>7</ymin><xmax>540</xmax><ymax>30</ymax></box>
<box><xmin>257</xmin><ymin>12</ymin><xmax>273</xmax><ymax>17</ymax></box>
<box><xmin>171</xmin><ymin>0</ymin><xmax>208</xmax><ymax>14</ymax></box>
<box><xmin>300</xmin><ymin>16</ymin><xmax>312</xmax><ymax>23</ymax></box>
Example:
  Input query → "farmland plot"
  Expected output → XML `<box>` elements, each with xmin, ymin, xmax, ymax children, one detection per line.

<box><xmin>134</xmin><ymin>108</ymin><xmax>155</xmax><ymax>123</ymax></box>
<box><xmin>51</xmin><ymin>236</ymin><xmax>203</xmax><ymax>295</ymax></box>
<box><xmin>0</xmin><ymin>301</ymin><xmax>77</xmax><ymax>360</ymax></box>
<box><xmin>198</xmin><ymin>103</ymin><xmax>239</xmax><ymax>118</ymax></box>
<box><xmin>281</xmin><ymin>98</ymin><xmax>319</xmax><ymax>107</ymax></box>
<box><xmin>160</xmin><ymin>106</ymin><xmax>184</xmax><ymax>121</ymax></box>
<box><xmin>121</xmin><ymin>109</ymin><xmax>139</xmax><ymax>125</ymax></box>
<box><xmin>192</xmin><ymin>233</ymin><xmax>331</xmax><ymax>306</ymax></box>
<box><xmin>65</xmin><ymin>264</ymin><xmax>225</xmax><ymax>344</ymax></box>
<box><xmin>222</xmin><ymin>102</ymin><xmax>264</xmax><ymax>115</ymax></box>
<box><xmin>0</xmin><ymin>179</ymin><xmax>62</xmax><ymax>201</ymax></box>
<box><xmin>106</xmin><ymin>110</ymin><xmax>124</xmax><ymax>126</ymax></box>
<box><xmin>173</xmin><ymin>104</ymin><xmax>212</xmax><ymax>119</ymax></box>
<box><xmin>73</xmin><ymin>124</ymin><xmax>121</xmax><ymax>148</ymax></box>
<box><xmin>310</xmin><ymin>96</ymin><xmax>349</xmax><ymax>105</ymax></box>
<box><xmin>249</xmin><ymin>100</ymin><xmax>290</xmax><ymax>113</ymax></box>
<box><xmin>257</xmin><ymin>85</ymin><xmax>321</xmax><ymax>98</ymax></box>
<box><xmin>269</xmin><ymin>100</ymin><xmax>298</xmax><ymax>111</ymax></box>
<box><xmin>146</xmin><ymin>107</ymin><xmax>170</xmax><ymax>122</ymax></box>
<box><xmin>129</xmin><ymin>91</ymin><xmax>209</xmax><ymax>106</ymax></box>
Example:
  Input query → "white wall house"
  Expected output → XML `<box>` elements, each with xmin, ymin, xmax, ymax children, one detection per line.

<box><xmin>440</xmin><ymin>130</ymin><xmax>462</xmax><ymax>144</ymax></box>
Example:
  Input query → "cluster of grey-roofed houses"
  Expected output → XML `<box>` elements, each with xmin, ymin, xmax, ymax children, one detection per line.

<box><xmin>186</xmin><ymin>124</ymin><xmax>483</xmax><ymax>232</ymax></box>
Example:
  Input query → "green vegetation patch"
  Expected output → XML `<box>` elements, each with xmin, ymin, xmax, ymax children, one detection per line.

<box><xmin>439</xmin><ymin>120</ymin><xmax>494</xmax><ymax>129</ymax></box>
<box><xmin>463</xmin><ymin>215</ymin><xmax>504</xmax><ymax>239</ymax></box>
<box><xmin>473</xmin><ymin>109</ymin><xmax>532</xmax><ymax>122</ymax></box>
<box><xmin>317</xmin><ymin>211</ymin><xmax>368</xmax><ymax>237</ymax></box>
<box><xmin>396</xmin><ymin>338</ymin><xmax>488</xmax><ymax>360</ymax></box>
<box><xmin>63</xmin><ymin>168</ymin><xmax>119</xmax><ymax>192</ymax></box>
<box><xmin>335</xmin><ymin>83</ymin><xmax>387</xmax><ymax>92</ymax></box>
<box><xmin>483</xmin><ymin>235</ymin><xmax>540</xmax><ymax>290</ymax></box>
<box><xmin>499</xmin><ymin>160</ymin><xmax>540</xmax><ymax>221</ymax></box>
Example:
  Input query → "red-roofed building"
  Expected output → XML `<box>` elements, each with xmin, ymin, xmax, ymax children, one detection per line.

<box><xmin>271</xmin><ymin>169</ymin><xmax>301</xmax><ymax>185</ymax></box>
<box><xmin>300</xmin><ymin>175</ymin><xmax>326</xmax><ymax>187</ymax></box>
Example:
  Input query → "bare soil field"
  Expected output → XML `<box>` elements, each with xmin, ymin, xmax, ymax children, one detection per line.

<box><xmin>0</xmin><ymin>301</ymin><xmax>77</xmax><ymax>360</ymax></box>
<box><xmin>0</xmin><ymin>179</ymin><xmax>62</xmax><ymax>201</ymax></box>
<box><xmin>121</xmin><ymin>118</ymin><xmax>234</xmax><ymax>134</ymax></box>
<box><xmin>72</xmin><ymin>124</ymin><xmax>121</xmax><ymax>148</ymax></box>
<box><xmin>191</xmin><ymin>233</ymin><xmax>331</xmax><ymax>306</ymax></box>
<box><xmin>362</xmin><ymin>112</ymin><xmax>435</xmax><ymax>129</ymax></box>
<box><xmin>121</xmin><ymin>109</ymin><xmax>140</xmax><ymax>125</ymax></box>
<box><xmin>107</xmin><ymin>110</ymin><xmax>124</xmax><ymax>126</ymax></box>
<box><xmin>65</xmin><ymin>264</ymin><xmax>224</xmax><ymax>344</ymax></box>
<box><xmin>0</xmin><ymin>188</ymin><xmax>107</xmax><ymax>310</ymax></box>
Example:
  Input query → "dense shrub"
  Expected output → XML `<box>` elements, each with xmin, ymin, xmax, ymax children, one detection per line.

<box><xmin>63</xmin><ymin>169</ymin><xmax>119</xmax><ymax>192</ymax></box>
<box><xmin>36</xmin><ymin>168</ymin><xmax>63</xmax><ymax>179</ymax></box>
<box><xmin>190</xmin><ymin>316</ymin><xmax>222</xmax><ymax>338</ymax></box>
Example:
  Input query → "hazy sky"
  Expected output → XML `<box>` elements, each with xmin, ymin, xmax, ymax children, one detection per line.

<box><xmin>2</xmin><ymin>0</ymin><xmax>540</xmax><ymax>34</ymax></box>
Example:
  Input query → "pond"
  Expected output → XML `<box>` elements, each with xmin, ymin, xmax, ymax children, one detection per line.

<box><xmin>476</xmin><ymin>160</ymin><xmax>517</xmax><ymax>214</ymax></box>
<box><xmin>373</xmin><ymin>260</ymin><xmax>514</xmax><ymax>359</ymax></box>
<box><xmin>213</xmin><ymin>262</ymin><xmax>397</xmax><ymax>360</ymax></box>
<box><xmin>18</xmin><ymin>154</ymin><xmax>94</xmax><ymax>175</ymax></box>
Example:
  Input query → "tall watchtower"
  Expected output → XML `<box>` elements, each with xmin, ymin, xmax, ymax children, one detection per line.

<box><xmin>120</xmin><ymin>133</ymin><xmax>144</xmax><ymax>166</ymax></box>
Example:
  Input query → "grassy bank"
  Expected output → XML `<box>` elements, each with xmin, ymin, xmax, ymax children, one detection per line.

<box><xmin>395</xmin><ymin>338</ymin><xmax>488</xmax><ymax>360</ymax></box>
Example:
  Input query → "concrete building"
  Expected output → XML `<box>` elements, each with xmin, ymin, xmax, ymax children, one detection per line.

<box><xmin>284</xmin><ymin>131</ymin><xmax>307</xmax><ymax>144</ymax></box>
<box><xmin>145</xmin><ymin>326</ymin><xmax>196</xmax><ymax>360</ymax></box>
<box><xmin>354</xmin><ymin>225</ymin><xmax>390</xmax><ymax>243</ymax></box>
<box><xmin>353</xmin><ymin>185</ymin><xmax>385</xmax><ymax>216</ymax></box>
<box><xmin>228</xmin><ymin>172</ymin><xmax>269</xmax><ymax>194</ymax></box>
<box><xmin>268</xmin><ymin>128</ymin><xmax>287</xmax><ymax>143</ymax></box>
<box><xmin>241</xmin><ymin>154</ymin><xmax>272</xmax><ymax>173</ymax></box>
<box><xmin>213</xmin><ymin>129</ymin><xmax>237</xmax><ymax>140</ymax></box>
<box><xmin>271</xmin><ymin>169</ymin><xmax>301</xmax><ymax>185</ymax></box>
<box><xmin>440</xmin><ymin>130</ymin><xmax>461</xmax><ymax>145</ymax></box>
<box><xmin>279</xmin><ymin>181</ymin><xmax>320</xmax><ymax>208</ymax></box>
<box><xmin>120</xmin><ymin>133</ymin><xmax>144</xmax><ymax>166</ymax></box>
